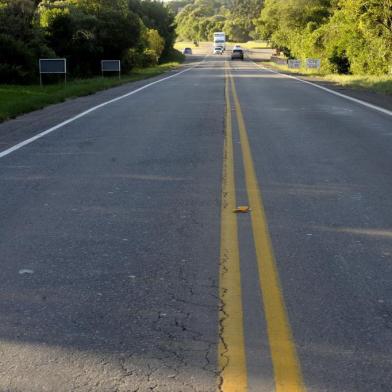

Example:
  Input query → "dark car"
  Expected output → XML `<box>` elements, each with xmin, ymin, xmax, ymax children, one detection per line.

<box><xmin>231</xmin><ymin>49</ymin><xmax>244</xmax><ymax>60</ymax></box>
<box><xmin>182</xmin><ymin>47</ymin><xmax>192</xmax><ymax>55</ymax></box>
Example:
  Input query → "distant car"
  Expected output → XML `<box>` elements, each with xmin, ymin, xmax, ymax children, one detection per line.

<box><xmin>182</xmin><ymin>47</ymin><xmax>192</xmax><ymax>55</ymax></box>
<box><xmin>231</xmin><ymin>48</ymin><xmax>244</xmax><ymax>60</ymax></box>
<box><xmin>233</xmin><ymin>44</ymin><xmax>241</xmax><ymax>49</ymax></box>
<box><xmin>214</xmin><ymin>46</ymin><xmax>223</xmax><ymax>55</ymax></box>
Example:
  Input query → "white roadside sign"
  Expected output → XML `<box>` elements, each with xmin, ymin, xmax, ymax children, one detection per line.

<box><xmin>288</xmin><ymin>60</ymin><xmax>301</xmax><ymax>69</ymax></box>
<box><xmin>306</xmin><ymin>58</ymin><xmax>321</xmax><ymax>69</ymax></box>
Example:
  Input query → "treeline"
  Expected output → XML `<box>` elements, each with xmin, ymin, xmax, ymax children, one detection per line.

<box><xmin>257</xmin><ymin>0</ymin><xmax>392</xmax><ymax>75</ymax></box>
<box><xmin>175</xmin><ymin>0</ymin><xmax>392</xmax><ymax>75</ymax></box>
<box><xmin>174</xmin><ymin>0</ymin><xmax>263</xmax><ymax>42</ymax></box>
<box><xmin>0</xmin><ymin>0</ymin><xmax>177</xmax><ymax>83</ymax></box>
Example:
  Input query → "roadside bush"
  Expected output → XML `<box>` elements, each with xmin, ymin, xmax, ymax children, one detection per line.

<box><xmin>146</xmin><ymin>28</ymin><xmax>165</xmax><ymax>59</ymax></box>
<box><xmin>122</xmin><ymin>48</ymin><xmax>144</xmax><ymax>71</ymax></box>
<box><xmin>159</xmin><ymin>48</ymin><xmax>185</xmax><ymax>64</ymax></box>
<box><xmin>132</xmin><ymin>0</ymin><xmax>176</xmax><ymax>57</ymax></box>
<box><xmin>0</xmin><ymin>35</ymin><xmax>33</xmax><ymax>83</ymax></box>
<box><xmin>142</xmin><ymin>49</ymin><xmax>159</xmax><ymax>67</ymax></box>
<box><xmin>328</xmin><ymin>48</ymin><xmax>351</xmax><ymax>75</ymax></box>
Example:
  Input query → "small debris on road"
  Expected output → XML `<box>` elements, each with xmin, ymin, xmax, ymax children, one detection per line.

<box><xmin>233</xmin><ymin>206</ymin><xmax>250</xmax><ymax>213</ymax></box>
<box><xmin>18</xmin><ymin>269</ymin><xmax>34</xmax><ymax>275</ymax></box>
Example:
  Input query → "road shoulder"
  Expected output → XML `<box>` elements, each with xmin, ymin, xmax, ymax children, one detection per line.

<box><xmin>0</xmin><ymin>59</ymin><xmax>200</xmax><ymax>154</ymax></box>
<box><xmin>248</xmin><ymin>52</ymin><xmax>392</xmax><ymax>113</ymax></box>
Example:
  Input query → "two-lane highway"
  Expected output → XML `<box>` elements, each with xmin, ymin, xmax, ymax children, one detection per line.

<box><xmin>0</xmin><ymin>52</ymin><xmax>391</xmax><ymax>391</ymax></box>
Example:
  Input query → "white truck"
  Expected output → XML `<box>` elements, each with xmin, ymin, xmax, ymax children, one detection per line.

<box><xmin>213</xmin><ymin>32</ymin><xmax>226</xmax><ymax>51</ymax></box>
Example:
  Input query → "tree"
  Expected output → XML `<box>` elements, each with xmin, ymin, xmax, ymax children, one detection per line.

<box><xmin>129</xmin><ymin>0</ymin><xmax>176</xmax><ymax>56</ymax></box>
<box><xmin>146</xmin><ymin>28</ymin><xmax>165</xmax><ymax>58</ymax></box>
<box><xmin>0</xmin><ymin>0</ymin><xmax>180</xmax><ymax>82</ymax></box>
<box><xmin>38</xmin><ymin>0</ymin><xmax>143</xmax><ymax>76</ymax></box>
<box><xmin>254</xmin><ymin>0</ymin><xmax>392</xmax><ymax>74</ymax></box>
<box><xmin>224</xmin><ymin>0</ymin><xmax>263</xmax><ymax>41</ymax></box>
<box><xmin>320</xmin><ymin>0</ymin><xmax>392</xmax><ymax>74</ymax></box>
<box><xmin>175</xmin><ymin>0</ymin><xmax>228</xmax><ymax>41</ymax></box>
<box><xmin>0</xmin><ymin>0</ymin><xmax>53</xmax><ymax>82</ymax></box>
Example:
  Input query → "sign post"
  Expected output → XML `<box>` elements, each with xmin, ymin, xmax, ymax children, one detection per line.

<box><xmin>306</xmin><ymin>58</ymin><xmax>321</xmax><ymax>69</ymax></box>
<box><xmin>39</xmin><ymin>58</ymin><xmax>67</xmax><ymax>86</ymax></box>
<box><xmin>101</xmin><ymin>60</ymin><xmax>121</xmax><ymax>80</ymax></box>
<box><xmin>288</xmin><ymin>59</ymin><xmax>301</xmax><ymax>69</ymax></box>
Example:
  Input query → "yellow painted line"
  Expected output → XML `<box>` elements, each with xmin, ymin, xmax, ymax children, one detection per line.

<box><xmin>229</xmin><ymin>68</ymin><xmax>306</xmax><ymax>392</ymax></box>
<box><xmin>218</xmin><ymin>64</ymin><xmax>248</xmax><ymax>392</ymax></box>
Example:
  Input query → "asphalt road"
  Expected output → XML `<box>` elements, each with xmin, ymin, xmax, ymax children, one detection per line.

<box><xmin>0</xmin><ymin>50</ymin><xmax>391</xmax><ymax>392</ymax></box>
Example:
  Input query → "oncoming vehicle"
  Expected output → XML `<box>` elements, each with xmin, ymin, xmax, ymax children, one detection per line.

<box><xmin>233</xmin><ymin>44</ymin><xmax>241</xmax><ymax>49</ymax></box>
<box><xmin>182</xmin><ymin>47</ymin><xmax>192</xmax><ymax>55</ymax></box>
<box><xmin>231</xmin><ymin>48</ymin><xmax>244</xmax><ymax>60</ymax></box>
<box><xmin>213</xmin><ymin>32</ymin><xmax>226</xmax><ymax>51</ymax></box>
<box><xmin>214</xmin><ymin>46</ymin><xmax>223</xmax><ymax>55</ymax></box>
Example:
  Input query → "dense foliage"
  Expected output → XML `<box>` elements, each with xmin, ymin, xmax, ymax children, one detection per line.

<box><xmin>256</xmin><ymin>0</ymin><xmax>392</xmax><ymax>75</ymax></box>
<box><xmin>175</xmin><ymin>0</ymin><xmax>391</xmax><ymax>75</ymax></box>
<box><xmin>0</xmin><ymin>0</ymin><xmax>177</xmax><ymax>83</ymax></box>
<box><xmin>175</xmin><ymin>0</ymin><xmax>262</xmax><ymax>42</ymax></box>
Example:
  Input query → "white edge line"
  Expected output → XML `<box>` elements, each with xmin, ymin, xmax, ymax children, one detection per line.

<box><xmin>0</xmin><ymin>57</ymin><xmax>208</xmax><ymax>159</ymax></box>
<box><xmin>249</xmin><ymin>58</ymin><xmax>392</xmax><ymax>117</ymax></box>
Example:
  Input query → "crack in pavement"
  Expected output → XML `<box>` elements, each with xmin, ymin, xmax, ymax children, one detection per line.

<box><xmin>218</xmin><ymin>253</ymin><xmax>230</xmax><ymax>392</ymax></box>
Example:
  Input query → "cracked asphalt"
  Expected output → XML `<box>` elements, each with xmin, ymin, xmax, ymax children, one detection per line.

<box><xmin>1</xmin><ymin>48</ymin><xmax>392</xmax><ymax>392</ymax></box>
<box><xmin>0</xmin><ymin>55</ymin><xmax>222</xmax><ymax>391</ymax></box>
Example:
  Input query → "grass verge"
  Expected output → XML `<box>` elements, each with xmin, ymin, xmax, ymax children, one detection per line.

<box><xmin>174</xmin><ymin>41</ymin><xmax>198</xmax><ymax>51</ymax></box>
<box><xmin>230</xmin><ymin>40</ymin><xmax>270</xmax><ymax>49</ymax></box>
<box><xmin>0</xmin><ymin>62</ymin><xmax>181</xmax><ymax>123</ymax></box>
<box><xmin>262</xmin><ymin>62</ymin><xmax>392</xmax><ymax>95</ymax></box>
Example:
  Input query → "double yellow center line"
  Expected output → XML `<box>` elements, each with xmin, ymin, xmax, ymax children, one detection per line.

<box><xmin>218</xmin><ymin>64</ymin><xmax>248</xmax><ymax>391</ymax></box>
<box><xmin>218</xmin><ymin>63</ymin><xmax>306</xmax><ymax>392</ymax></box>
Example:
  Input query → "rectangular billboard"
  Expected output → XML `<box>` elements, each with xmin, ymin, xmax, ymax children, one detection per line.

<box><xmin>306</xmin><ymin>59</ymin><xmax>321</xmax><ymax>69</ymax></box>
<box><xmin>101</xmin><ymin>60</ymin><xmax>121</xmax><ymax>72</ymax></box>
<box><xmin>39</xmin><ymin>59</ymin><xmax>67</xmax><ymax>74</ymax></box>
<box><xmin>288</xmin><ymin>60</ymin><xmax>301</xmax><ymax>69</ymax></box>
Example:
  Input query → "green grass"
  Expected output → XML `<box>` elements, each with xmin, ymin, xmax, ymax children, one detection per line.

<box><xmin>230</xmin><ymin>40</ymin><xmax>271</xmax><ymax>49</ymax></box>
<box><xmin>174</xmin><ymin>41</ymin><xmax>198</xmax><ymax>51</ymax></box>
<box><xmin>323</xmin><ymin>74</ymin><xmax>392</xmax><ymax>95</ymax></box>
<box><xmin>264</xmin><ymin>62</ymin><xmax>392</xmax><ymax>95</ymax></box>
<box><xmin>0</xmin><ymin>62</ymin><xmax>181</xmax><ymax>122</ymax></box>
